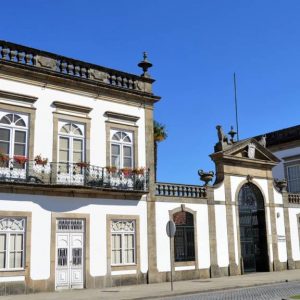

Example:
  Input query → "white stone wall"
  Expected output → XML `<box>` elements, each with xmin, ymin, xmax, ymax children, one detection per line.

<box><xmin>0</xmin><ymin>77</ymin><xmax>146</xmax><ymax>167</ymax></box>
<box><xmin>289</xmin><ymin>207</ymin><xmax>300</xmax><ymax>261</ymax></box>
<box><xmin>0</xmin><ymin>192</ymin><xmax>148</xmax><ymax>280</ymax></box>
<box><xmin>155</xmin><ymin>202</ymin><xmax>210</xmax><ymax>272</ymax></box>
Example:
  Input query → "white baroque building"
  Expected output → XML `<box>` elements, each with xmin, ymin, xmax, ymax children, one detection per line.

<box><xmin>0</xmin><ymin>41</ymin><xmax>299</xmax><ymax>295</ymax></box>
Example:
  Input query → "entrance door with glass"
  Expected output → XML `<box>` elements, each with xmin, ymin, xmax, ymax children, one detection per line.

<box><xmin>55</xmin><ymin>219</ymin><xmax>85</xmax><ymax>289</ymax></box>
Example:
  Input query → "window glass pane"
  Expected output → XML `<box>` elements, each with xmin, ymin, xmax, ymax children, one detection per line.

<box><xmin>124</xmin><ymin>234</ymin><xmax>134</xmax><ymax>249</ymax></box>
<box><xmin>10</xmin><ymin>235</ymin><xmax>15</xmax><ymax>251</ymax></box>
<box><xmin>123</xmin><ymin>158</ymin><xmax>132</xmax><ymax>168</ymax></box>
<box><xmin>0</xmin><ymin>128</ymin><xmax>10</xmax><ymax>141</ymax></box>
<box><xmin>15</xmin><ymin>131</ymin><xmax>26</xmax><ymax>143</ymax></box>
<box><xmin>111</xmin><ymin>156</ymin><xmax>120</xmax><ymax>168</ymax></box>
<box><xmin>72</xmin><ymin>125</ymin><xmax>83</xmax><ymax>136</ymax></box>
<box><xmin>0</xmin><ymin>252</ymin><xmax>5</xmax><ymax>269</ymax></box>
<box><xmin>112</xmin><ymin>234</ymin><xmax>121</xmax><ymax>249</ymax></box>
<box><xmin>59</xmin><ymin>150</ymin><xmax>69</xmax><ymax>162</ymax></box>
<box><xmin>15</xmin><ymin>252</ymin><xmax>22</xmax><ymax>268</ymax></box>
<box><xmin>0</xmin><ymin>116</ymin><xmax>10</xmax><ymax>124</ymax></box>
<box><xmin>123</xmin><ymin>136</ymin><xmax>131</xmax><ymax>143</ymax></box>
<box><xmin>0</xmin><ymin>142</ymin><xmax>9</xmax><ymax>155</ymax></box>
<box><xmin>9</xmin><ymin>252</ymin><xmax>15</xmax><ymax>268</ymax></box>
<box><xmin>14</xmin><ymin>144</ymin><xmax>25</xmax><ymax>156</ymax></box>
<box><xmin>73</xmin><ymin>139</ymin><xmax>83</xmax><ymax>151</ymax></box>
<box><xmin>15</xmin><ymin>235</ymin><xmax>23</xmax><ymax>251</ymax></box>
<box><xmin>73</xmin><ymin>152</ymin><xmax>82</xmax><ymax>163</ymax></box>
<box><xmin>61</xmin><ymin>124</ymin><xmax>71</xmax><ymax>133</ymax></box>
<box><xmin>112</xmin><ymin>250</ymin><xmax>121</xmax><ymax>264</ymax></box>
<box><xmin>15</xmin><ymin>118</ymin><xmax>25</xmax><ymax>127</ymax></box>
<box><xmin>59</xmin><ymin>137</ymin><xmax>69</xmax><ymax>150</ymax></box>
<box><xmin>124</xmin><ymin>249</ymin><xmax>134</xmax><ymax>264</ymax></box>
<box><xmin>112</xmin><ymin>132</ymin><xmax>121</xmax><ymax>141</ymax></box>
<box><xmin>5</xmin><ymin>114</ymin><xmax>13</xmax><ymax>123</ymax></box>
<box><xmin>123</xmin><ymin>146</ymin><xmax>132</xmax><ymax>157</ymax></box>
<box><xmin>112</xmin><ymin>144</ymin><xmax>120</xmax><ymax>155</ymax></box>
<box><xmin>0</xmin><ymin>235</ymin><xmax>6</xmax><ymax>251</ymax></box>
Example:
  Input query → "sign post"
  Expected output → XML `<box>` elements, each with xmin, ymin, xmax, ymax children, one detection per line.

<box><xmin>166</xmin><ymin>220</ymin><xmax>176</xmax><ymax>291</ymax></box>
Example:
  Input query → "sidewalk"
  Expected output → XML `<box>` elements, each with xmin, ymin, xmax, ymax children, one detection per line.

<box><xmin>2</xmin><ymin>269</ymin><xmax>300</xmax><ymax>300</ymax></box>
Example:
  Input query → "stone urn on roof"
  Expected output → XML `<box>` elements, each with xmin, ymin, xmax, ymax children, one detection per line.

<box><xmin>198</xmin><ymin>170</ymin><xmax>214</xmax><ymax>186</ymax></box>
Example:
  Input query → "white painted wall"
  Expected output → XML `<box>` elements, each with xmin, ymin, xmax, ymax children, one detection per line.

<box><xmin>289</xmin><ymin>207</ymin><xmax>300</xmax><ymax>261</ymax></box>
<box><xmin>272</xmin><ymin>147</ymin><xmax>300</xmax><ymax>180</ymax></box>
<box><xmin>215</xmin><ymin>205</ymin><xmax>229</xmax><ymax>267</ymax></box>
<box><xmin>230</xmin><ymin>176</ymin><xmax>244</xmax><ymax>202</ymax></box>
<box><xmin>213</xmin><ymin>182</ymin><xmax>225</xmax><ymax>202</ymax></box>
<box><xmin>0</xmin><ymin>192</ymin><xmax>148</xmax><ymax>280</ymax></box>
<box><xmin>275</xmin><ymin>207</ymin><xmax>287</xmax><ymax>262</ymax></box>
<box><xmin>155</xmin><ymin>202</ymin><xmax>210</xmax><ymax>272</ymax></box>
<box><xmin>0</xmin><ymin>78</ymin><xmax>146</xmax><ymax>168</ymax></box>
<box><xmin>273</xmin><ymin>187</ymin><xmax>283</xmax><ymax>204</ymax></box>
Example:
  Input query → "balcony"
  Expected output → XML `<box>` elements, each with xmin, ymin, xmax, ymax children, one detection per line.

<box><xmin>0</xmin><ymin>160</ymin><xmax>149</xmax><ymax>193</ymax></box>
<box><xmin>156</xmin><ymin>182</ymin><xmax>207</xmax><ymax>198</ymax></box>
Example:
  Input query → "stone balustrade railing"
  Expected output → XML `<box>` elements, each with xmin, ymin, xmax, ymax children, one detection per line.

<box><xmin>288</xmin><ymin>193</ymin><xmax>300</xmax><ymax>204</ymax></box>
<box><xmin>156</xmin><ymin>182</ymin><xmax>207</xmax><ymax>198</ymax></box>
<box><xmin>0</xmin><ymin>40</ymin><xmax>153</xmax><ymax>94</ymax></box>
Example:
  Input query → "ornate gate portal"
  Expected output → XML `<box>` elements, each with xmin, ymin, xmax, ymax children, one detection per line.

<box><xmin>238</xmin><ymin>183</ymin><xmax>269</xmax><ymax>273</ymax></box>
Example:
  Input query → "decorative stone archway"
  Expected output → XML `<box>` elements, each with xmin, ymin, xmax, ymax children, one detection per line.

<box><xmin>238</xmin><ymin>182</ymin><xmax>269</xmax><ymax>273</ymax></box>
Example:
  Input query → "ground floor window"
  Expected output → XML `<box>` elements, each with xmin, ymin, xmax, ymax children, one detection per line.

<box><xmin>111</xmin><ymin>220</ymin><xmax>135</xmax><ymax>265</ymax></box>
<box><xmin>0</xmin><ymin>217</ymin><xmax>25</xmax><ymax>270</ymax></box>
<box><xmin>173</xmin><ymin>211</ymin><xmax>195</xmax><ymax>262</ymax></box>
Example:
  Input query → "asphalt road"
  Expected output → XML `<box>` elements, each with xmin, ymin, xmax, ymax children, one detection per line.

<box><xmin>162</xmin><ymin>281</ymin><xmax>300</xmax><ymax>300</ymax></box>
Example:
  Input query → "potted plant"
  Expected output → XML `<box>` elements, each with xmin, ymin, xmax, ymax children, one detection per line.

<box><xmin>34</xmin><ymin>154</ymin><xmax>48</xmax><ymax>166</ymax></box>
<box><xmin>121</xmin><ymin>168</ymin><xmax>133</xmax><ymax>176</ymax></box>
<box><xmin>0</xmin><ymin>152</ymin><xmax>9</xmax><ymax>163</ymax></box>
<box><xmin>76</xmin><ymin>161</ymin><xmax>90</xmax><ymax>168</ymax></box>
<box><xmin>14</xmin><ymin>155</ymin><xmax>28</xmax><ymax>165</ymax></box>
<box><xmin>106</xmin><ymin>166</ymin><xmax>117</xmax><ymax>173</ymax></box>
<box><xmin>132</xmin><ymin>167</ymin><xmax>145</xmax><ymax>175</ymax></box>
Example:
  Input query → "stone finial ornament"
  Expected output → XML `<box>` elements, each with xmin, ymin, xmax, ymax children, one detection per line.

<box><xmin>198</xmin><ymin>170</ymin><xmax>214</xmax><ymax>186</ymax></box>
<box><xmin>274</xmin><ymin>178</ymin><xmax>287</xmax><ymax>192</ymax></box>
<box><xmin>214</xmin><ymin>125</ymin><xmax>232</xmax><ymax>152</ymax></box>
<box><xmin>138</xmin><ymin>52</ymin><xmax>153</xmax><ymax>78</ymax></box>
<box><xmin>228</xmin><ymin>126</ymin><xmax>237</xmax><ymax>143</ymax></box>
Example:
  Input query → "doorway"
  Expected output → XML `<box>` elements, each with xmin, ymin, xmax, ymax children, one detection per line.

<box><xmin>238</xmin><ymin>183</ymin><xmax>269</xmax><ymax>273</ymax></box>
<box><xmin>55</xmin><ymin>219</ymin><xmax>85</xmax><ymax>289</ymax></box>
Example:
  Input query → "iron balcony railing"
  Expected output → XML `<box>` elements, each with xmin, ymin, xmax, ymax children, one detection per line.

<box><xmin>0</xmin><ymin>160</ymin><xmax>149</xmax><ymax>192</ymax></box>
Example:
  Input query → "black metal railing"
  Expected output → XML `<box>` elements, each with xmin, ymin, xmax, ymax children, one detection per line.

<box><xmin>0</xmin><ymin>160</ymin><xmax>149</xmax><ymax>192</ymax></box>
<box><xmin>155</xmin><ymin>182</ymin><xmax>206</xmax><ymax>198</ymax></box>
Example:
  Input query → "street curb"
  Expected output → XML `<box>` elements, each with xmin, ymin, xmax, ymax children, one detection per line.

<box><xmin>122</xmin><ymin>279</ymin><xmax>298</xmax><ymax>300</ymax></box>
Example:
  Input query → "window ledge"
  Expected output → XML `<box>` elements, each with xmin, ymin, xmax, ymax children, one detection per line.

<box><xmin>111</xmin><ymin>264</ymin><xmax>137</xmax><ymax>271</ymax></box>
<box><xmin>0</xmin><ymin>269</ymin><xmax>25</xmax><ymax>277</ymax></box>
<box><xmin>174</xmin><ymin>261</ymin><xmax>196</xmax><ymax>267</ymax></box>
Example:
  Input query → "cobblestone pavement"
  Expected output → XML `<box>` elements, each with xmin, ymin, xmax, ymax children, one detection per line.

<box><xmin>162</xmin><ymin>281</ymin><xmax>300</xmax><ymax>300</ymax></box>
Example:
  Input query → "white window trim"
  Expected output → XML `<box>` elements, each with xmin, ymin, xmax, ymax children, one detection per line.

<box><xmin>0</xmin><ymin>111</ymin><xmax>29</xmax><ymax>159</ymax></box>
<box><xmin>111</xmin><ymin>220</ymin><xmax>136</xmax><ymax>266</ymax></box>
<box><xmin>0</xmin><ymin>218</ymin><xmax>25</xmax><ymax>271</ymax></box>
<box><xmin>110</xmin><ymin>130</ymin><xmax>133</xmax><ymax>169</ymax></box>
<box><xmin>286</xmin><ymin>163</ymin><xmax>300</xmax><ymax>193</ymax></box>
<box><xmin>58</xmin><ymin>121</ymin><xmax>85</xmax><ymax>165</ymax></box>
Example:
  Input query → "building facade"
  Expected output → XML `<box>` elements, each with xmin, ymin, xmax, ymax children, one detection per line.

<box><xmin>0</xmin><ymin>41</ymin><xmax>300</xmax><ymax>295</ymax></box>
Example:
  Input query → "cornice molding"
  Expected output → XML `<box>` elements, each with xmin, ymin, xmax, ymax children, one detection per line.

<box><xmin>53</xmin><ymin>101</ymin><xmax>92</xmax><ymax>114</ymax></box>
<box><xmin>105</xmin><ymin>111</ymin><xmax>140</xmax><ymax>123</ymax></box>
<box><xmin>0</xmin><ymin>89</ymin><xmax>37</xmax><ymax>104</ymax></box>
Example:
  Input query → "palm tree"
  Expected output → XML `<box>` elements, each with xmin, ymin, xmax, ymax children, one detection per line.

<box><xmin>153</xmin><ymin>121</ymin><xmax>168</xmax><ymax>181</ymax></box>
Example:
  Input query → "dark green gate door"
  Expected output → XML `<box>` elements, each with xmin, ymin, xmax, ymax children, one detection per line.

<box><xmin>238</xmin><ymin>183</ymin><xmax>269</xmax><ymax>273</ymax></box>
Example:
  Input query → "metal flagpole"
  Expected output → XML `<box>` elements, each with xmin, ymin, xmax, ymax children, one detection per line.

<box><xmin>234</xmin><ymin>73</ymin><xmax>240</xmax><ymax>141</ymax></box>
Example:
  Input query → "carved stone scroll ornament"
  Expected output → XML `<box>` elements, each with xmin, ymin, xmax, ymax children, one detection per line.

<box><xmin>258</xmin><ymin>135</ymin><xmax>267</xmax><ymax>147</ymax></box>
<box><xmin>35</xmin><ymin>55</ymin><xmax>57</xmax><ymax>70</ymax></box>
<box><xmin>88</xmin><ymin>69</ymin><xmax>109</xmax><ymax>82</ymax></box>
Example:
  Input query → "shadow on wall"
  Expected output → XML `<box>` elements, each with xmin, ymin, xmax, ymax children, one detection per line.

<box><xmin>1</xmin><ymin>192</ymin><xmax>140</xmax><ymax>212</ymax></box>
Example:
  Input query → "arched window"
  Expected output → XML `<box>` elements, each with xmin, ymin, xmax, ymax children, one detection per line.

<box><xmin>58</xmin><ymin>121</ymin><xmax>85</xmax><ymax>169</ymax></box>
<box><xmin>0</xmin><ymin>112</ymin><xmax>28</xmax><ymax>164</ymax></box>
<box><xmin>110</xmin><ymin>130</ymin><xmax>133</xmax><ymax>168</ymax></box>
<box><xmin>173</xmin><ymin>211</ymin><xmax>195</xmax><ymax>262</ymax></box>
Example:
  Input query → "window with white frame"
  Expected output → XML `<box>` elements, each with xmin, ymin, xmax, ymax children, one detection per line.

<box><xmin>111</xmin><ymin>220</ymin><xmax>135</xmax><ymax>265</ymax></box>
<box><xmin>286</xmin><ymin>164</ymin><xmax>300</xmax><ymax>193</ymax></box>
<box><xmin>0</xmin><ymin>112</ymin><xmax>28</xmax><ymax>166</ymax></box>
<box><xmin>58</xmin><ymin>121</ymin><xmax>85</xmax><ymax>171</ymax></box>
<box><xmin>0</xmin><ymin>217</ymin><xmax>25</xmax><ymax>270</ymax></box>
<box><xmin>110</xmin><ymin>130</ymin><xmax>133</xmax><ymax>169</ymax></box>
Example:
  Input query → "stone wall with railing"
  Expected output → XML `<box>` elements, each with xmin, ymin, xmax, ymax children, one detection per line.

<box><xmin>288</xmin><ymin>193</ymin><xmax>300</xmax><ymax>204</ymax></box>
<box><xmin>156</xmin><ymin>182</ymin><xmax>207</xmax><ymax>198</ymax></box>
<box><xmin>0</xmin><ymin>40</ymin><xmax>154</xmax><ymax>94</ymax></box>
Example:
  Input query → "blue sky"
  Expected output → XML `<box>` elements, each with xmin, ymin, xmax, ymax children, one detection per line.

<box><xmin>1</xmin><ymin>1</ymin><xmax>300</xmax><ymax>184</ymax></box>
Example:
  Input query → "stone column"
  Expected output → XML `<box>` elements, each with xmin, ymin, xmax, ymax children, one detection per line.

<box><xmin>224</xmin><ymin>176</ymin><xmax>240</xmax><ymax>275</ymax></box>
<box><xmin>282</xmin><ymin>191</ymin><xmax>295</xmax><ymax>269</ymax></box>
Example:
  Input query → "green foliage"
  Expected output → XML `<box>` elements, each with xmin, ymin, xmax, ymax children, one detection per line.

<box><xmin>154</xmin><ymin>121</ymin><xmax>168</xmax><ymax>142</ymax></box>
